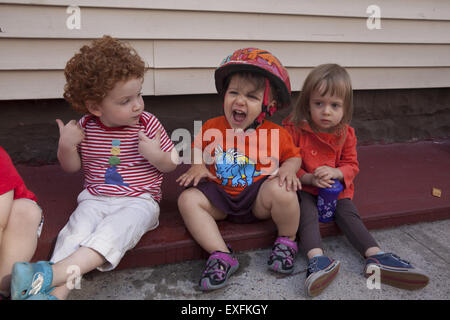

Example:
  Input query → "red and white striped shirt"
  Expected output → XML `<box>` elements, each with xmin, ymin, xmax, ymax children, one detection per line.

<box><xmin>78</xmin><ymin>112</ymin><xmax>174</xmax><ymax>201</ymax></box>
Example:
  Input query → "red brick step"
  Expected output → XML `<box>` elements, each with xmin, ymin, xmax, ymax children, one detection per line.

<box><xmin>17</xmin><ymin>139</ymin><xmax>450</xmax><ymax>269</ymax></box>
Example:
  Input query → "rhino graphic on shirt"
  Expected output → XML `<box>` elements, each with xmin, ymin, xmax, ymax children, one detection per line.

<box><xmin>214</xmin><ymin>145</ymin><xmax>261</xmax><ymax>187</ymax></box>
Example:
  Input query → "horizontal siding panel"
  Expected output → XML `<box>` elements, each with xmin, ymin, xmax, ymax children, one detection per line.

<box><xmin>346</xmin><ymin>67</ymin><xmax>450</xmax><ymax>90</ymax></box>
<box><xmin>0</xmin><ymin>70</ymin><xmax>155</xmax><ymax>100</ymax></box>
<box><xmin>1</xmin><ymin>5</ymin><xmax>449</xmax><ymax>43</ymax></box>
<box><xmin>0</xmin><ymin>39</ymin><xmax>154</xmax><ymax>70</ymax></box>
<box><xmin>3</xmin><ymin>0</ymin><xmax>450</xmax><ymax>20</ymax></box>
<box><xmin>1</xmin><ymin>67</ymin><xmax>449</xmax><ymax>100</ymax></box>
<box><xmin>154</xmin><ymin>41</ymin><xmax>450</xmax><ymax>68</ymax></box>
<box><xmin>1</xmin><ymin>3</ymin><xmax>449</xmax><ymax>100</ymax></box>
<box><xmin>156</xmin><ymin>67</ymin><xmax>450</xmax><ymax>95</ymax></box>
<box><xmin>3</xmin><ymin>39</ymin><xmax>449</xmax><ymax>70</ymax></box>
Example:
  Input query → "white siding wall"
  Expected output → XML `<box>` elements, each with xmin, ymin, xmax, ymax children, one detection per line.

<box><xmin>0</xmin><ymin>0</ymin><xmax>449</xmax><ymax>99</ymax></box>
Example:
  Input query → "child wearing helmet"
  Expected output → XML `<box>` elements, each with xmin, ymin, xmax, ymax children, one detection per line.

<box><xmin>177</xmin><ymin>48</ymin><xmax>302</xmax><ymax>291</ymax></box>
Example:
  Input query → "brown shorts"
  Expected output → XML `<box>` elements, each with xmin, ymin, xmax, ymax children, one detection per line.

<box><xmin>195</xmin><ymin>176</ymin><xmax>269</xmax><ymax>224</ymax></box>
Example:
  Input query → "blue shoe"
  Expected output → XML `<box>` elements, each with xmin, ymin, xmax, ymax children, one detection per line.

<box><xmin>364</xmin><ymin>252</ymin><xmax>429</xmax><ymax>290</ymax></box>
<box><xmin>305</xmin><ymin>255</ymin><xmax>340</xmax><ymax>297</ymax></box>
<box><xmin>26</xmin><ymin>292</ymin><xmax>58</xmax><ymax>300</ymax></box>
<box><xmin>11</xmin><ymin>261</ymin><xmax>55</xmax><ymax>300</ymax></box>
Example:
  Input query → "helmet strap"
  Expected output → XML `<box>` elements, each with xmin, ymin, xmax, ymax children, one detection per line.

<box><xmin>246</xmin><ymin>78</ymin><xmax>275</xmax><ymax>131</ymax></box>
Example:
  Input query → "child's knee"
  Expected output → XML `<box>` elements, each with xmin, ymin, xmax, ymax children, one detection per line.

<box><xmin>177</xmin><ymin>188</ymin><xmax>202</xmax><ymax>210</ymax></box>
<box><xmin>263</xmin><ymin>179</ymin><xmax>297</xmax><ymax>203</ymax></box>
<box><xmin>11</xmin><ymin>199</ymin><xmax>42</xmax><ymax>227</ymax></box>
<box><xmin>177</xmin><ymin>188</ymin><xmax>192</xmax><ymax>209</ymax></box>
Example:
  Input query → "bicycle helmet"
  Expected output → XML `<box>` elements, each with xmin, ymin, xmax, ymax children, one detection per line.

<box><xmin>215</xmin><ymin>48</ymin><xmax>291</xmax><ymax>129</ymax></box>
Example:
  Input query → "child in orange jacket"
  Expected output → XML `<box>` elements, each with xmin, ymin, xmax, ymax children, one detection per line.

<box><xmin>283</xmin><ymin>63</ymin><xmax>429</xmax><ymax>297</ymax></box>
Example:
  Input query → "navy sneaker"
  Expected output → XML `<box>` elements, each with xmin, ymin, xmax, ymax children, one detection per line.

<box><xmin>199</xmin><ymin>249</ymin><xmax>239</xmax><ymax>291</ymax></box>
<box><xmin>305</xmin><ymin>255</ymin><xmax>340</xmax><ymax>297</ymax></box>
<box><xmin>364</xmin><ymin>252</ymin><xmax>429</xmax><ymax>290</ymax></box>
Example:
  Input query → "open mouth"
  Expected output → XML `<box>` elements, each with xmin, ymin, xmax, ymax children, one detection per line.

<box><xmin>232</xmin><ymin>110</ymin><xmax>247</xmax><ymax>123</ymax></box>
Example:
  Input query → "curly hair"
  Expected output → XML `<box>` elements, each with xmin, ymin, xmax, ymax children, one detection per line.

<box><xmin>63</xmin><ymin>35</ymin><xmax>146</xmax><ymax>113</ymax></box>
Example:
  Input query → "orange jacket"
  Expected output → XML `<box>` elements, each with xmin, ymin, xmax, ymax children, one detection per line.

<box><xmin>282</xmin><ymin>119</ymin><xmax>359</xmax><ymax>200</ymax></box>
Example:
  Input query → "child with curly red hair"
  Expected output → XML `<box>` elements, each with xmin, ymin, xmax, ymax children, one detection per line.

<box><xmin>10</xmin><ymin>35</ymin><xmax>178</xmax><ymax>300</ymax></box>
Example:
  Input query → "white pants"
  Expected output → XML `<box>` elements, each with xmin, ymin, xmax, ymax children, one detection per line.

<box><xmin>51</xmin><ymin>189</ymin><xmax>160</xmax><ymax>271</ymax></box>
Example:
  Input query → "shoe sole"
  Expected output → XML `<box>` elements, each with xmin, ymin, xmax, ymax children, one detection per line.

<box><xmin>199</xmin><ymin>263</ymin><xmax>239</xmax><ymax>291</ymax></box>
<box><xmin>364</xmin><ymin>264</ymin><xmax>429</xmax><ymax>290</ymax></box>
<box><xmin>268</xmin><ymin>260</ymin><xmax>294</xmax><ymax>274</ymax></box>
<box><xmin>305</xmin><ymin>260</ymin><xmax>340</xmax><ymax>297</ymax></box>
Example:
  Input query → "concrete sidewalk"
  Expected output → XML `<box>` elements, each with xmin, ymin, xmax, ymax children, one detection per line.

<box><xmin>68</xmin><ymin>219</ymin><xmax>449</xmax><ymax>300</ymax></box>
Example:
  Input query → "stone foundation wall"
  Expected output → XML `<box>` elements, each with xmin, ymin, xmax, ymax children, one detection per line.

<box><xmin>1</xmin><ymin>87</ymin><xmax>449</xmax><ymax>164</ymax></box>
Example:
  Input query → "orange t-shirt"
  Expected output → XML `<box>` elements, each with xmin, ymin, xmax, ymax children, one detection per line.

<box><xmin>193</xmin><ymin>116</ymin><xmax>301</xmax><ymax>197</ymax></box>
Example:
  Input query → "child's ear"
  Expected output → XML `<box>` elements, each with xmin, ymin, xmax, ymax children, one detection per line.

<box><xmin>86</xmin><ymin>101</ymin><xmax>102</xmax><ymax>117</ymax></box>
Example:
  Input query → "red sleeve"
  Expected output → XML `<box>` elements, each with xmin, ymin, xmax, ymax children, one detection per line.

<box><xmin>144</xmin><ymin>114</ymin><xmax>174</xmax><ymax>153</ymax></box>
<box><xmin>278</xmin><ymin>127</ymin><xmax>301</xmax><ymax>163</ymax></box>
<box><xmin>282</xmin><ymin>120</ymin><xmax>300</xmax><ymax>148</ymax></box>
<box><xmin>281</xmin><ymin>120</ymin><xmax>307</xmax><ymax>178</ymax></box>
<box><xmin>337</xmin><ymin>126</ymin><xmax>360</xmax><ymax>189</ymax></box>
<box><xmin>192</xmin><ymin>119</ymin><xmax>209</xmax><ymax>151</ymax></box>
<box><xmin>0</xmin><ymin>147</ymin><xmax>37</xmax><ymax>201</ymax></box>
<box><xmin>0</xmin><ymin>147</ymin><xmax>20</xmax><ymax>195</ymax></box>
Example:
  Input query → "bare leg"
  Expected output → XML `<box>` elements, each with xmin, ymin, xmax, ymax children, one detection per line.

<box><xmin>50</xmin><ymin>246</ymin><xmax>106</xmax><ymax>300</ymax></box>
<box><xmin>0</xmin><ymin>196</ymin><xmax>42</xmax><ymax>294</ymax></box>
<box><xmin>252</xmin><ymin>178</ymin><xmax>300</xmax><ymax>240</ymax></box>
<box><xmin>0</xmin><ymin>191</ymin><xmax>13</xmax><ymax>244</ymax></box>
<box><xmin>178</xmin><ymin>188</ymin><xmax>229</xmax><ymax>253</ymax></box>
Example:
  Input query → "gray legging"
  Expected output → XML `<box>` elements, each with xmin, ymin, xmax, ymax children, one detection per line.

<box><xmin>297</xmin><ymin>191</ymin><xmax>378</xmax><ymax>257</ymax></box>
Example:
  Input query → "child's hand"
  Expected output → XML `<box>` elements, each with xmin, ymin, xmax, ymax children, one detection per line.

<box><xmin>176</xmin><ymin>164</ymin><xmax>216</xmax><ymax>187</ymax></box>
<box><xmin>138</xmin><ymin>130</ymin><xmax>163</xmax><ymax>162</ymax></box>
<box><xmin>268</xmin><ymin>167</ymin><xmax>302</xmax><ymax>192</ymax></box>
<box><xmin>138</xmin><ymin>130</ymin><xmax>178</xmax><ymax>172</ymax></box>
<box><xmin>314</xmin><ymin>166</ymin><xmax>343</xmax><ymax>183</ymax></box>
<box><xmin>310</xmin><ymin>175</ymin><xmax>334</xmax><ymax>189</ymax></box>
<box><xmin>56</xmin><ymin>119</ymin><xmax>85</xmax><ymax>148</ymax></box>
<box><xmin>55</xmin><ymin>119</ymin><xmax>83</xmax><ymax>173</ymax></box>
<box><xmin>268</xmin><ymin>158</ymin><xmax>302</xmax><ymax>192</ymax></box>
